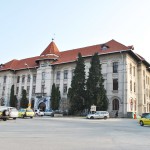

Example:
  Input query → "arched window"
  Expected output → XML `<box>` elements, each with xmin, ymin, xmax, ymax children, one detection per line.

<box><xmin>112</xmin><ymin>99</ymin><xmax>119</xmax><ymax>110</ymax></box>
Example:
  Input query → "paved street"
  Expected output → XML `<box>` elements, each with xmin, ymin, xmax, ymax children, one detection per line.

<box><xmin>0</xmin><ymin>117</ymin><xmax>150</xmax><ymax>150</ymax></box>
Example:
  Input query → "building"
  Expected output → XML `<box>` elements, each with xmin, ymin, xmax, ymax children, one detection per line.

<box><xmin>0</xmin><ymin>39</ymin><xmax>150</xmax><ymax>117</ymax></box>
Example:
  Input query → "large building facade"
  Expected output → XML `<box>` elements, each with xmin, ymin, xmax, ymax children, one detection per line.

<box><xmin>0</xmin><ymin>39</ymin><xmax>150</xmax><ymax>117</ymax></box>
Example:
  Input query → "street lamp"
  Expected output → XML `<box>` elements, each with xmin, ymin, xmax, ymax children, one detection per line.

<box><xmin>25</xmin><ymin>63</ymin><xmax>33</xmax><ymax>108</ymax></box>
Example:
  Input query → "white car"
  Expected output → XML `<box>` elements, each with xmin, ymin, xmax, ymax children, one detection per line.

<box><xmin>35</xmin><ymin>109</ymin><xmax>44</xmax><ymax>116</ymax></box>
<box><xmin>44</xmin><ymin>110</ymin><xmax>53</xmax><ymax>116</ymax></box>
<box><xmin>87</xmin><ymin>111</ymin><xmax>109</xmax><ymax>119</ymax></box>
<box><xmin>7</xmin><ymin>107</ymin><xmax>19</xmax><ymax>120</ymax></box>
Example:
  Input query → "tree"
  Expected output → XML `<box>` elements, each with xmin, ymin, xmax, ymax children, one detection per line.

<box><xmin>50</xmin><ymin>83</ymin><xmax>61</xmax><ymax>110</ymax></box>
<box><xmin>97</xmin><ymin>81</ymin><xmax>108</xmax><ymax>111</ymax></box>
<box><xmin>86</xmin><ymin>53</ymin><xmax>101</xmax><ymax>108</ymax></box>
<box><xmin>68</xmin><ymin>53</ymin><xmax>86</xmax><ymax>114</ymax></box>
<box><xmin>10</xmin><ymin>85</ymin><xmax>18</xmax><ymax>108</ymax></box>
<box><xmin>10</xmin><ymin>85</ymin><xmax>15</xmax><ymax>107</ymax></box>
<box><xmin>86</xmin><ymin>52</ymin><xmax>108</xmax><ymax>110</ymax></box>
<box><xmin>14</xmin><ymin>95</ymin><xmax>18</xmax><ymax>108</ymax></box>
<box><xmin>20</xmin><ymin>89</ymin><xmax>29</xmax><ymax>108</ymax></box>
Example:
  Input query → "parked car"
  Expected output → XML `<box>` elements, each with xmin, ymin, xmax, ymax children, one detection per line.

<box><xmin>141</xmin><ymin>113</ymin><xmax>150</xmax><ymax>118</ymax></box>
<box><xmin>87</xmin><ymin>111</ymin><xmax>109</xmax><ymax>119</ymax></box>
<box><xmin>51</xmin><ymin>110</ymin><xmax>63</xmax><ymax>117</ymax></box>
<box><xmin>44</xmin><ymin>109</ymin><xmax>53</xmax><ymax>116</ymax></box>
<box><xmin>7</xmin><ymin>107</ymin><xmax>18</xmax><ymax>120</ymax></box>
<box><xmin>18</xmin><ymin>108</ymin><xmax>34</xmax><ymax>118</ymax></box>
<box><xmin>0</xmin><ymin>106</ymin><xmax>9</xmax><ymax>121</ymax></box>
<box><xmin>34</xmin><ymin>109</ymin><xmax>44</xmax><ymax>116</ymax></box>
<box><xmin>139</xmin><ymin>114</ymin><xmax>150</xmax><ymax>126</ymax></box>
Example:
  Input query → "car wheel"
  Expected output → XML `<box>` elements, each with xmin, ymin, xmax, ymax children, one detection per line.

<box><xmin>90</xmin><ymin>116</ymin><xmax>94</xmax><ymax>119</ymax></box>
<box><xmin>30</xmin><ymin>117</ymin><xmax>33</xmax><ymax>119</ymax></box>
<box><xmin>3</xmin><ymin>110</ymin><xmax>9</xmax><ymax>116</ymax></box>
<box><xmin>13</xmin><ymin>118</ymin><xmax>16</xmax><ymax>120</ymax></box>
<box><xmin>3</xmin><ymin>118</ymin><xmax>7</xmax><ymax>121</ymax></box>
<box><xmin>140</xmin><ymin>121</ymin><xmax>144</xmax><ymax>126</ymax></box>
<box><xmin>104</xmin><ymin>116</ymin><xmax>107</xmax><ymax>120</ymax></box>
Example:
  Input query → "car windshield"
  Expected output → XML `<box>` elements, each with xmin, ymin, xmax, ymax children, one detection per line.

<box><xmin>20</xmin><ymin>109</ymin><xmax>26</xmax><ymax>112</ymax></box>
<box><xmin>27</xmin><ymin>109</ymin><xmax>33</xmax><ymax>112</ymax></box>
<box><xmin>11</xmin><ymin>108</ymin><xmax>18</xmax><ymax>112</ymax></box>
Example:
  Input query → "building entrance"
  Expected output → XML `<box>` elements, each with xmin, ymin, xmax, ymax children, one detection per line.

<box><xmin>38</xmin><ymin>102</ymin><xmax>46</xmax><ymax>111</ymax></box>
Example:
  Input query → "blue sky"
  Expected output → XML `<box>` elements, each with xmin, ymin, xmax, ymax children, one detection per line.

<box><xmin>0</xmin><ymin>0</ymin><xmax>150</xmax><ymax>64</ymax></box>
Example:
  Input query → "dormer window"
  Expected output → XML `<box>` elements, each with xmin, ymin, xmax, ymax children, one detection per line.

<box><xmin>101</xmin><ymin>44</ymin><xmax>109</xmax><ymax>50</ymax></box>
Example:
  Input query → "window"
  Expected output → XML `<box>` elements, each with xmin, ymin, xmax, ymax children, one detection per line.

<box><xmin>130</xmin><ymin>64</ymin><xmax>132</xmax><ymax>75</ymax></box>
<box><xmin>101</xmin><ymin>44</ymin><xmax>109</xmax><ymax>50</ymax></box>
<box><xmin>21</xmin><ymin>86</ymin><xmax>24</xmax><ymax>94</ymax></box>
<box><xmin>3</xmin><ymin>76</ymin><xmax>7</xmax><ymax>83</ymax></box>
<box><xmin>113</xmin><ymin>62</ymin><xmax>118</xmax><ymax>73</ymax></box>
<box><xmin>17</xmin><ymin>76</ymin><xmax>20</xmax><ymax>83</ymax></box>
<box><xmin>112</xmin><ymin>99</ymin><xmax>119</xmax><ymax>110</ymax></box>
<box><xmin>143</xmin><ymin>70</ymin><xmax>145</xmax><ymax>77</ymax></box>
<box><xmin>134</xmin><ymin>82</ymin><xmax>136</xmax><ymax>92</ymax></box>
<box><xmin>32</xmin><ymin>86</ymin><xmax>36</xmax><ymax>94</ymax></box>
<box><xmin>133</xmin><ymin>66</ymin><xmax>135</xmax><ymax>76</ymax></box>
<box><xmin>144</xmin><ymin>94</ymin><xmax>146</xmax><ymax>104</ymax></box>
<box><xmin>2</xmin><ymin>86</ymin><xmax>5</xmax><ymax>96</ymax></box>
<box><xmin>27</xmin><ymin>75</ymin><xmax>30</xmax><ymax>82</ymax></box>
<box><xmin>33</xmin><ymin>74</ymin><xmax>36</xmax><ymax>83</ymax></box>
<box><xmin>130</xmin><ymin>80</ymin><xmax>132</xmax><ymax>92</ymax></box>
<box><xmin>63</xmin><ymin>84</ymin><xmax>67</xmax><ymax>94</ymax></box>
<box><xmin>22</xmin><ymin>75</ymin><xmax>25</xmax><ymax>83</ymax></box>
<box><xmin>27</xmin><ymin>86</ymin><xmax>30</xmax><ymax>95</ymax></box>
<box><xmin>42</xmin><ymin>72</ymin><xmax>45</xmax><ymax>80</ymax></box>
<box><xmin>113</xmin><ymin>79</ymin><xmax>118</xmax><ymax>90</ymax></box>
<box><xmin>16</xmin><ymin>87</ymin><xmax>19</xmax><ymax>95</ymax></box>
<box><xmin>41</xmin><ymin>85</ymin><xmax>45</xmax><ymax>95</ymax></box>
<box><xmin>56</xmin><ymin>71</ymin><xmax>60</xmax><ymax>80</ymax></box>
<box><xmin>64</xmin><ymin>70</ymin><xmax>68</xmax><ymax>79</ymax></box>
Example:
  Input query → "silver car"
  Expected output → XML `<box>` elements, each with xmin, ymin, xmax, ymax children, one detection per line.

<box><xmin>87</xmin><ymin>111</ymin><xmax>109</xmax><ymax>119</ymax></box>
<box><xmin>7</xmin><ymin>107</ymin><xmax>19</xmax><ymax>120</ymax></box>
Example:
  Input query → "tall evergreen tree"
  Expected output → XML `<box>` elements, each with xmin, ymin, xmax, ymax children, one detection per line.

<box><xmin>55</xmin><ymin>87</ymin><xmax>61</xmax><ymax>110</ymax></box>
<box><xmin>86</xmin><ymin>52</ymin><xmax>108</xmax><ymax>111</ymax></box>
<box><xmin>10</xmin><ymin>85</ymin><xmax>15</xmax><ymax>107</ymax></box>
<box><xmin>20</xmin><ymin>89</ymin><xmax>29</xmax><ymax>108</ymax></box>
<box><xmin>97</xmin><ymin>82</ymin><xmax>108</xmax><ymax>111</ymax></box>
<box><xmin>68</xmin><ymin>53</ymin><xmax>86</xmax><ymax>114</ymax></box>
<box><xmin>50</xmin><ymin>84</ymin><xmax>61</xmax><ymax>110</ymax></box>
<box><xmin>86</xmin><ymin>53</ymin><xmax>102</xmax><ymax>108</ymax></box>
<box><xmin>51</xmin><ymin>83</ymin><xmax>56</xmax><ymax>110</ymax></box>
<box><xmin>14</xmin><ymin>95</ymin><xmax>18</xmax><ymax>108</ymax></box>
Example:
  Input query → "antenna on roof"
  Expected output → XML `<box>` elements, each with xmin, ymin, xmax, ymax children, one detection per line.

<box><xmin>52</xmin><ymin>33</ymin><xmax>55</xmax><ymax>41</ymax></box>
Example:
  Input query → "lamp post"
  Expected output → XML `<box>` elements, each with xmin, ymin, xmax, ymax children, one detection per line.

<box><xmin>25</xmin><ymin>63</ymin><xmax>33</xmax><ymax>108</ymax></box>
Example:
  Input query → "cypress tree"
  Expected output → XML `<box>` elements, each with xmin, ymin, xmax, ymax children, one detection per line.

<box><xmin>50</xmin><ymin>84</ymin><xmax>61</xmax><ymax>110</ymax></box>
<box><xmin>14</xmin><ymin>95</ymin><xmax>18</xmax><ymax>108</ymax></box>
<box><xmin>68</xmin><ymin>53</ymin><xmax>86</xmax><ymax>115</ymax></box>
<box><xmin>51</xmin><ymin>83</ymin><xmax>56</xmax><ymax>110</ymax></box>
<box><xmin>10</xmin><ymin>85</ymin><xmax>15</xmax><ymax>107</ymax></box>
<box><xmin>55</xmin><ymin>87</ymin><xmax>61</xmax><ymax>110</ymax></box>
<box><xmin>86</xmin><ymin>52</ymin><xmax>108</xmax><ymax>111</ymax></box>
<box><xmin>86</xmin><ymin>53</ymin><xmax>101</xmax><ymax>109</ymax></box>
<box><xmin>20</xmin><ymin>89</ymin><xmax>29</xmax><ymax>108</ymax></box>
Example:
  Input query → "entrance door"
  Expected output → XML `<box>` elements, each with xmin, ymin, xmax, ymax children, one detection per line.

<box><xmin>38</xmin><ymin>102</ymin><xmax>46</xmax><ymax>111</ymax></box>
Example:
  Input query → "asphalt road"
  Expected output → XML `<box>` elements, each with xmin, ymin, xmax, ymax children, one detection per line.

<box><xmin>0</xmin><ymin>117</ymin><xmax>150</xmax><ymax>150</ymax></box>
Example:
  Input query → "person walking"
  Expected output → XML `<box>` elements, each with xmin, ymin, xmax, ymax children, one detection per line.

<box><xmin>115</xmin><ymin>111</ymin><xmax>118</xmax><ymax>118</ymax></box>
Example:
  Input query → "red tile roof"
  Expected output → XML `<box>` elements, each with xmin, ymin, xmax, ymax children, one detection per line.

<box><xmin>0</xmin><ymin>39</ymin><xmax>134</xmax><ymax>71</ymax></box>
<box><xmin>40</xmin><ymin>41</ymin><xmax>60</xmax><ymax>56</ymax></box>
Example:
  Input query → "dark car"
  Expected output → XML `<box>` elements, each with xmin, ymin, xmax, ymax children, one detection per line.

<box><xmin>0</xmin><ymin>106</ymin><xmax>9</xmax><ymax>121</ymax></box>
<box><xmin>141</xmin><ymin>113</ymin><xmax>150</xmax><ymax>118</ymax></box>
